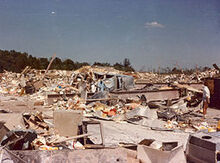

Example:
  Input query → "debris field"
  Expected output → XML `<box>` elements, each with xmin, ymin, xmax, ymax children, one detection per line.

<box><xmin>0</xmin><ymin>65</ymin><xmax>220</xmax><ymax>163</ymax></box>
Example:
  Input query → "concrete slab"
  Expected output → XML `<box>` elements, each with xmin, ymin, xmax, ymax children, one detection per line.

<box><xmin>1</xmin><ymin>148</ymin><xmax>129</xmax><ymax>163</ymax></box>
<box><xmin>88</xmin><ymin>119</ymin><xmax>189</xmax><ymax>149</ymax></box>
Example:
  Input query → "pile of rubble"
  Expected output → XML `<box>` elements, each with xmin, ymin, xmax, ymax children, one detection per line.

<box><xmin>0</xmin><ymin>65</ymin><xmax>220</xmax><ymax>162</ymax></box>
<box><xmin>136</xmin><ymin>68</ymin><xmax>219</xmax><ymax>83</ymax></box>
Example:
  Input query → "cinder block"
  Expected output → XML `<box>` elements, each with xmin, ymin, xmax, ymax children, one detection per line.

<box><xmin>189</xmin><ymin>132</ymin><xmax>220</xmax><ymax>151</ymax></box>
<box><xmin>186</xmin><ymin>132</ymin><xmax>220</xmax><ymax>163</ymax></box>
<box><xmin>186</xmin><ymin>143</ymin><xmax>215</xmax><ymax>163</ymax></box>
<box><xmin>54</xmin><ymin>110</ymin><xmax>82</xmax><ymax>136</ymax></box>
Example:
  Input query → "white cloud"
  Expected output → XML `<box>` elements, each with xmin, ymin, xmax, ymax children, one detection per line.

<box><xmin>144</xmin><ymin>21</ymin><xmax>164</xmax><ymax>28</ymax></box>
<box><xmin>51</xmin><ymin>11</ymin><xmax>55</xmax><ymax>14</ymax></box>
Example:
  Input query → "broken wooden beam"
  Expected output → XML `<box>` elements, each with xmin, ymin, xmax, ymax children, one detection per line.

<box><xmin>52</xmin><ymin>134</ymin><xmax>91</xmax><ymax>144</ymax></box>
<box><xmin>172</xmin><ymin>83</ymin><xmax>202</xmax><ymax>94</ymax></box>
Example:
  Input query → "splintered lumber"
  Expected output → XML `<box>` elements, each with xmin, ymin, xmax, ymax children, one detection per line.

<box><xmin>172</xmin><ymin>83</ymin><xmax>202</xmax><ymax>94</ymax></box>
<box><xmin>43</xmin><ymin>53</ymin><xmax>56</xmax><ymax>78</ymax></box>
<box><xmin>21</xmin><ymin>66</ymin><xmax>31</xmax><ymax>75</ymax></box>
<box><xmin>213</xmin><ymin>63</ymin><xmax>220</xmax><ymax>71</ymax></box>
<box><xmin>52</xmin><ymin>133</ymin><xmax>91</xmax><ymax>144</ymax></box>
<box><xmin>86</xmin><ymin>98</ymin><xmax>117</xmax><ymax>102</ymax></box>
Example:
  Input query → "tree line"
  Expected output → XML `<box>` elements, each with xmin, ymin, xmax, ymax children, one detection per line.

<box><xmin>0</xmin><ymin>49</ymin><xmax>135</xmax><ymax>73</ymax></box>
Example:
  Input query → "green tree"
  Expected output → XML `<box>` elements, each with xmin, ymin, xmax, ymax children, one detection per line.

<box><xmin>62</xmin><ymin>59</ymin><xmax>75</xmax><ymax>70</ymax></box>
<box><xmin>39</xmin><ymin>58</ymin><xmax>49</xmax><ymax>69</ymax></box>
<box><xmin>50</xmin><ymin>57</ymin><xmax>62</xmax><ymax>69</ymax></box>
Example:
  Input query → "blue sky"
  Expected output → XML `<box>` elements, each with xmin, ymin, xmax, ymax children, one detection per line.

<box><xmin>0</xmin><ymin>0</ymin><xmax>220</xmax><ymax>70</ymax></box>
